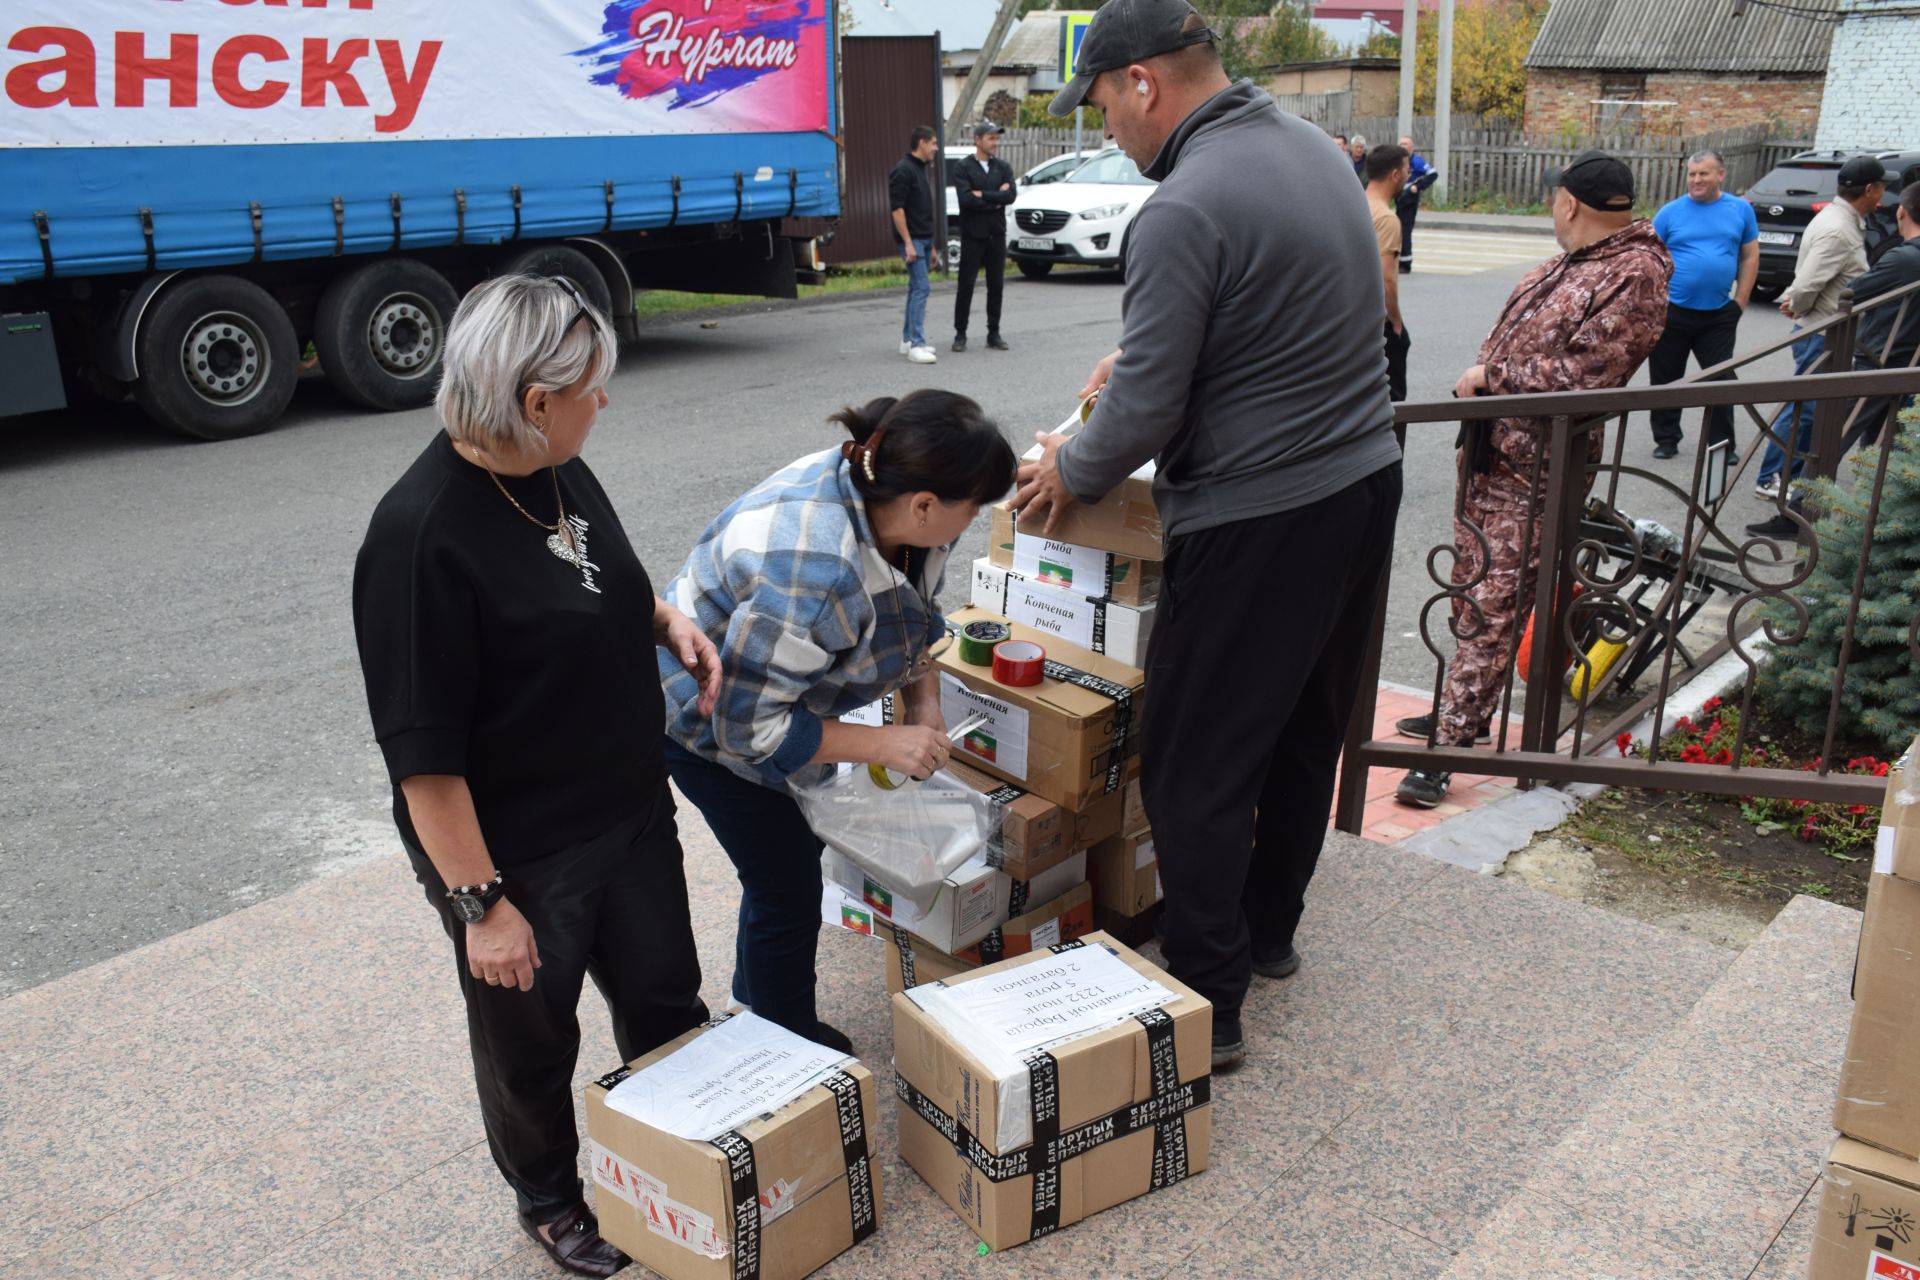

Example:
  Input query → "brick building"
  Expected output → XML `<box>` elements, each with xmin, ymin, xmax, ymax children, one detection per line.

<box><xmin>1815</xmin><ymin>0</ymin><xmax>1920</xmax><ymax>149</ymax></box>
<box><xmin>1523</xmin><ymin>0</ymin><xmax>1832</xmax><ymax>137</ymax></box>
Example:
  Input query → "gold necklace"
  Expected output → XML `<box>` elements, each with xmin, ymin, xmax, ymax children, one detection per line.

<box><xmin>464</xmin><ymin>440</ymin><xmax>573</xmax><ymax>551</ymax></box>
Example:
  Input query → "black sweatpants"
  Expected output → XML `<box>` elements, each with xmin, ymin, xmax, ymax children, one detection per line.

<box><xmin>1647</xmin><ymin>301</ymin><xmax>1741</xmax><ymax>449</ymax></box>
<box><xmin>409</xmin><ymin>792</ymin><xmax>707</xmax><ymax>1220</ymax></box>
<box><xmin>1384</xmin><ymin>321</ymin><xmax>1411</xmax><ymax>401</ymax></box>
<box><xmin>1396</xmin><ymin>199</ymin><xmax>1418</xmax><ymax>272</ymax></box>
<box><xmin>1143</xmin><ymin>461</ymin><xmax>1403</xmax><ymax>1020</ymax></box>
<box><xmin>953</xmin><ymin>232</ymin><xmax>1005</xmax><ymax>339</ymax></box>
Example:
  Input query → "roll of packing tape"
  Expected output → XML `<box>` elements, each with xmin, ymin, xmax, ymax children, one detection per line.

<box><xmin>867</xmin><ymin>762</ymin><xmax>908</xmax><ymax>791</ymax></box>
<box><xmin>992</xmin><ymin>640</ymin><xmax>1047</xmax><ymax>687</ymax></box>
<box><xmin>958</xmin><ymin>619</ymin><xmax>1012</xmax><ymax>666</ymax></box>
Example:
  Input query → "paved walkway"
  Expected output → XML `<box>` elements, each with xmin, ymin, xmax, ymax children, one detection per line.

<box><xmin>1344</xmin><ymin>683</ymin><xmax>1526</xmax><ymax>844</ymax></box>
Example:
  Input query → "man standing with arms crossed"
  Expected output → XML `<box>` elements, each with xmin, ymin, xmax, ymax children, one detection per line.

<box><xmin>889</xmin><ymin>126</ymin><xmax>942</xmax><ymax>365</ymax></box>
<box><xmin>1014</xmin><ymin>0</ymin><xmax>1403</xmax><ymax>1069</ymax></box>
<box><xmin>1365</xmin><ymin>143</ymin><xmax>1412</xmax><ymax>399</ymax></box>
<box><xmin>953</xmin><ymin>120</ymin><xmax>1016</xmax><ymax>353</ymax></box>
<box><xmin>1645</xmin><ymin>150</ymin><xmax>1758</xmax><ymax>460</ymax></box>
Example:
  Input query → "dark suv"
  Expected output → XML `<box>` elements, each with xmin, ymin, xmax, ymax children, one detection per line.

<box><xmin>1744</xmin><ymin>149</ymin><xmax>1920</xmax><ymax>299</ymax></box>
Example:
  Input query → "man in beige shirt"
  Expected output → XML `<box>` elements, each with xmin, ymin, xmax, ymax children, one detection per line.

<box><xmin>1753</xmin><ymin>154</ymin><xmax>1884</xmax><ymax>507</ymax></box>
<box><xmin>1364</xmin><ymin>143</ymin><xmax>1412</xmax><ymax>399</ymax></box>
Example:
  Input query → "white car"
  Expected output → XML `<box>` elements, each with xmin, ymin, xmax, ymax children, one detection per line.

<box><xmin>1020</xmin><ymin>149</ymin><xmax>1103</xmax><ymax>187</ymax></box>
<box><xmin>1006</xmin><ymin>148</ymin><xmax>1156</xmax><ymax>279</ymax></box>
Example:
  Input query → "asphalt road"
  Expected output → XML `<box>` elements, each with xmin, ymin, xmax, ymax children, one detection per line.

<box><xmin>0</xmin><ymin>238</ymin><xmax>1804</xmax><ymax>991</ymax></box>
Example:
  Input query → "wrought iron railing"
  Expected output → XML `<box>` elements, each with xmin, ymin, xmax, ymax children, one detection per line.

<box><xmin>1334</xmin><ymin>275</ymin><xmax>1920</xmax><ymax>831</ymax></box>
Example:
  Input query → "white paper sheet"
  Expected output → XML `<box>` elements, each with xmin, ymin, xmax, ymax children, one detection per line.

<box><xmin>603</xmin><ymin>1012</ymin><xmax>853</xmax><ymax>1141</ymax></box>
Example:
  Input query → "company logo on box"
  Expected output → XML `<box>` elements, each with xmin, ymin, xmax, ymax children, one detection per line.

<box><xmin>1873</xmin><ymin>1253</ymin><xmax>1920</xmax><ymax>1280</ymax></box>
<box><xmin>839</xmin><ymin>904</ymin><xmax>873</xmax><ymax>935</ymax></box>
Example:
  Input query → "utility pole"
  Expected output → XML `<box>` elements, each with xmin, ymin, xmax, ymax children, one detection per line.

<box><xmin>1396</xmin><ymin>0</ymin><xmax>1419</xmax><ymax>147</ymax></box>
<box><xmin>1434</xmin><ymin>0</ymin><xmax>1455</xmax><ymax>204</ymax></box>
<box><xmin>946</xmin><ymin>0</ymin><xmax>1024</xmax><ymax>139</ymax></box>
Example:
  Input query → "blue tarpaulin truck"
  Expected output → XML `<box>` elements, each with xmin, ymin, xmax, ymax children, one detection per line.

<box><xmin>1</xmin><ymin>1</ymin><xmax>840</xmax><ymax>438</ymax></box>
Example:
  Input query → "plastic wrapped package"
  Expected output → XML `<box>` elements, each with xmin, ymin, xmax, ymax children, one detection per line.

<box><xmin>789</xmin><ymin>762</ymin><xmax>994</xmax><ymax>902</ymax></box>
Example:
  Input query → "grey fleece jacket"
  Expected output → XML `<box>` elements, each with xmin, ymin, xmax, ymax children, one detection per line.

<box><xmin>1056</xmin><ymin>81</ymin><xmax>1401</xmax><ymax>540</ymax></box>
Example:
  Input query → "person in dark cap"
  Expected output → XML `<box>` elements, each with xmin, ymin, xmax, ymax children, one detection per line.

<box><xmin>1395</xmin><ymin>150</ymin><xmax>1671</xmax><ymax>808</ymax></box>
<box><xmin>953</xmin><ymin>120</ymin><xmax>1016</xmax><ymax>352</ymax></box>
<box><xmin>1013</xmin><ymin>0</ymin><xmax>1404</xmax><ymax>1069</ymax></box>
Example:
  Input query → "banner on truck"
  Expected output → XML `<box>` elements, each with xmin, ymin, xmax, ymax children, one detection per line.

<box><xmin>2</xmin><ymin>1</ymin><xmax>831</xmax><ymax>148</ymax></box>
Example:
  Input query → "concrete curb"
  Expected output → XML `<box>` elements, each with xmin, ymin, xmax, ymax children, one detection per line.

<box><xmin>1419</xmin><ymin>213</ymin><xmax>1557</xmax><ymax>237</ymax></box>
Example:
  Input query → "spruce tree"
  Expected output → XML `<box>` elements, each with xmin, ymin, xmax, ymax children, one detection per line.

<box><xmin>1757</xmin><ymin>409</ymin><xmax>1920</xmax><ymax>753</ymax></box>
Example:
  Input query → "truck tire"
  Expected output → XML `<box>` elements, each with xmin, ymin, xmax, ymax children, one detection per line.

<box><xmin>1016</xmin><ymin>260</ymin><xmax>1054</xmax><ymax>280</ymax></box>
<box><xmin>495</xmin><ymin>244</ymin><xmax>614</xmax><ymax>320</ymax></box>
<box><xmin>132</xmin><ymin>275</ymin><xmax>298</xmax><ymax>441</ymax></box>
<box><xmin>314</xmin><ymin>258</ymin><xmax>459</xmax><ymax>412</ymax></box>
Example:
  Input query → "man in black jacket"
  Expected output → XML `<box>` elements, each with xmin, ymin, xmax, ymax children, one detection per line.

<box><xmin>889</xmin><ymin>126</ymin><xmax>941</xmax><ymax>363</ymax></box>
<box><xmin>953</xmin><ymin>121</ymin><xmax>1016</xmax><ymax>352</ymax></box>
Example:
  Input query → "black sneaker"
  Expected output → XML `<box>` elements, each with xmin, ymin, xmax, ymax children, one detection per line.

<box><xmin>1211</xmin><ymin>1013</ymin><xmax>1247</xmax><ymax>1069</ymax></box>
<box><xmin>1394</xmin><ymin>713</ymin><xmax>1490</xmax><ymax>744</ymax></box>
<box><xmin>1396</xmin><ymin>769</ymin><xmax>1453</xmax><ymax>808</ymax></box>
<box><xmin>952</xmin><ymin>335</ymin><xmax>967</xmax><ymax>353</ymax></box>
<box><xmin>986</xmin><ymin>333</ymin><xmax>1010</xmax><ymax>350</ymax></box>
<box><xmin>1745</xmin><ymin>512</ymin><xmax>1800</xmax><ymax>540</ymax></box>
<box><xmin>1252</xmin><ymin>946</ymin><xmax>1301</xmax><ymax>979</ymax></box>
<box><xmin>1652</xmin><ymin>443</ymin><xmax>1680</xmax><ymax>460</ymax></box>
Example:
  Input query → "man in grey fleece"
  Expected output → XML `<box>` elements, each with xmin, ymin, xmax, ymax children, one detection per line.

<box><xmin>1013</xmin><ymin>0</ymin><xmax>1403</xmax><ymax>1069</ymax></box>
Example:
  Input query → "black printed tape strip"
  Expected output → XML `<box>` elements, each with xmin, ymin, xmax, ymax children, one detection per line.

<box><xmin>1040</xmin><ymin>659</ymin><xmax>1135</xmax><ymax>795</ymax></box>
<box><xmin>981</xmin><ymin>784</ymin><xmax>1024</xmax><ymax>871</ymax></box>
<box><xmin>593</xmin><ymin>1064</ymin><xmax>634</xmax><ymax>1091</ymax></box>
<box><xmin>1026</xmin><ymin>1050</ymin><xmax>1064</xmax><ymax>1237</ymax></box>
<box><xmin>820</xmin><ymin>1070</ymin><xmax>879</xmax><ymax>1244</ymax></box>
<box><xmin>709</xmin><ymin>1129</ymin><xmax>762</xmax><ymax>1280</ymax></box>
<box><xmin>891</xmin><ymin>925</ymin><xmax>917</xmax><ymax>988</ymax></box>
<box><xmin>976</xmin><ymin>876</ymin><xmax>1034</xmax><ymax>965</ymax></box>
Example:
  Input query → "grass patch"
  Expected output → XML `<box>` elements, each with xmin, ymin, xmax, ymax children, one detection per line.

<box><xmin>633</xmin><ymin>258</ymin><xmax>913</xmax><ymax>320</ymax></box>
<box><xmin>1427</xmin><ymin>192</ymin><xmax>1658</xmax><ymax>219</ymax></box>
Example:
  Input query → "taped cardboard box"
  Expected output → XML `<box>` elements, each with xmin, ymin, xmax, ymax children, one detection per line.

<box><xmin>585</xmin><ymin>1014</ymin><xmax>881</xmax><ymax>1280</ymax></box>
<box><xmin>937</xmin><ymin>605</ymin><xmax>1147</xmax><ymax>813</ymax></box>
<box><xmin>885</xmin><ymin>882</ymin><xmax>1097</xmax><ymax>993</ymax></box>
<box><xmin>1089</xmin><ymin>828</ymin><xmax>1161</xmax><ymax>919</ymax></box>
<box><xmin>823</xmin><ymin>850</ymin><xmax>1010</xmax><ymax>956</ymax></box>
<box><xmin>988</xmin><ymin>505</ymin><xmax>1161</xmax><ymax>605</ymax></box>
<box><xmin>1874</xmin><ymin>739</ymin><xmax>1920</xmax><ymax>881</ymax></box>
<box><xmin>1009</xmin><ymin>442</ymin><xmax>1163</xmax><ymax>561</ymax></box>
<box><xmin>1808</xmin><ymin>1136</ymin><xmax>1920</xmax><ymax>1279</ymax></box>
<box><xmin>970</xmin><ymin>559</ymin><xmax>1156</xmax><ymax>671</ymax></box>
<box><xmin>1835</xmin><ymin>870</ymin><xmax>1920</xmax><ymax>1157</ymax></box>
<box><xmin>892</xmin><ymin>933</ymin><xmax>1210</xmax><ymax>1251</ymax></box>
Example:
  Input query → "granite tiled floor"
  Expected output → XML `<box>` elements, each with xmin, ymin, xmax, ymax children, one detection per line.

<box><xmin>0</xmin><ymin>799</ymin><xmax>1852</xmax><ymax>1279</ymax></box>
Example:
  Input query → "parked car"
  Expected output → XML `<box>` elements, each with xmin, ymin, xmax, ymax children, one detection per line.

<box><xmin>1020</xmin><ymin>149</ymin><xmax>1104</xmax><ymax>187</ymax></box>
<box><xmin>1744</xmin><ymin>149</ymin><xmax>1920</xmax><ymax>300</ymax></box>
<box><xmin>1006</xmin><ymin>148</ymin><xmax>1158</xmax><ymax>279</ymax></box>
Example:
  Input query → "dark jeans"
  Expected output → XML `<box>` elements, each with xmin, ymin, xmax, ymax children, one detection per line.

<box><xmin>1757</xmin><ymin>327</ymin><xmax>1824</xmax><ymax>487</ymax></box>
<box><xmin>1648</xmin><ymin>300</ymin><xmax>1741</xmax><ymax>449</ymax></box>
<box><xmin>1143</xmin><ymin>461</ymin><xmax>1403</xmax><ymax>1019</ymax></box>
<box><xmin>1396</xmin><ymin>199</ymin><xmax>1418</xmax><ymax>271</ymax></box>
<box><xmin>954</xmin><ymin>232</ymin><xmax>1006</xmax><ymax>338</ymax></box>
<box><xmin>409</xmin><ymin>793</ymin><xmax>706</xmax><ymax>1220</ymax></box>
<box><xmin>663</xmin><ymin>739</ymin><xmax>831</xmax><ymax>1041</ymax></box>
<box><xmin>1384</xmin><ymin>320</ymin><xmax>1410</xmax><ymax>401</ymax></box>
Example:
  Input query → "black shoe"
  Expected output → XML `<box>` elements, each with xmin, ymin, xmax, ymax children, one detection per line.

<box><xmin>1398</xmin><ymin>262</ymin><xmax>1412</xmax><ymax>275</ymax></box>
<box><xmin>986</xmin><ymin>333</ymin><xmax>1010</xmax><ymax>350</ymax></box>
<box><xmin>952</xmin><ymin>335</ymin><xmax>967</xmax><ymax>352</ymax></box>
<box><xmin>1211</xmin><ymin>1013</ymin><xmax>1247</xmax><ymax>1069</ymax></box>
<box><xmin>1652</xmin><ymin>443</ymin><xmax>1680</xmax><ymax>460</ymax></box>
<box><xmin>519</xmin><ymin>1204</ymin><xmax>630</xmax><ymax>1277</ymax></box>
<box><xmin>809</xmin><ymin>1021</ymin><xmax>855</xmax><ymax>1054</ymax></box>
<box><xmin>1252</xmin><ymin>946</ymin><xmax>1300</xmax><ymax>979</ymax></box>
<box><xmin>1745</xmin><ymin>513</ymin><xmax>1801</xmax><ymax>540</ymax></box>
<box><xmin>1394</xmin><ymin>713</ymin><xmax>1490</xmax><ymax>744</ymax></box>
<box><xmin>1396</xmin><ymin>769</ymin><xmax>1453</xmax><ymax>808</ymax></box>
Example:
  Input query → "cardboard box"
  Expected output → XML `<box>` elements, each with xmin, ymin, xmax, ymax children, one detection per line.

<box><xmin>1875</xmin><ymin>741</ymin><xmax>1920</xmax><ymax>881</ymax></box>
<box><xmin>585</xmin><ymin>1016</ymin><xmax>881</xmax><ymax>1280</ymax></box>
<box><xmin>1089</xmin><ymin>828</ymin><xmax>1161</xmax><ymax>919</ymax></box>
<box><xmin>884</xmin><ymin>882</ymin><xmax>1097</xmax><ymax>993</ymax></box>
<box><xmin>1808</xmin><ymin>1136</ymin><xmax>1920</xmax><ymax>1279</ymax></box>
<box><xmin>1009</xmin><ymin>442</ymin><xmax>1163</xmax><ymax>560</ymax></box>
<box><xmin>891</xmin><ymin>932</ymin><xmax>1210</xmax><ymax>1250</ymax></box>
<box><xmin>988</xmin><ymin>505</ymin><xmax>1161</xmax><ymax>605</ymax></box>
<box><xmin>942</xmin><ymin>759</ymin><xmax>1071</xmax><ymax>882</ymax></box>
<box><xmin>1836</xmin><ymin>870</ymin><xmax>1920</xmax><ymax>1157</ymax></box>
<box><xmin>1094</xmin><ymin>902</ymin><xmax>1163</xmax><ymax>948</ymax></box>
<box><xmin>937</xmin><ymin>606</ymin><xmax>1147</xmax><ymax>813</ymax></box>
<box><xmin>1122</xmin><ymin>775</ymin><xmax>1147</xmax><ymax>837</ymax></box>
<box><xmin>823</xmin><ymin>850</ymin><xmax>1012</xmax><ymax>956</ymax></box>
<box><xmin>970</xmin><ymin>559</ymin><xmax>1156</xmax><ymax>671</ymax></box>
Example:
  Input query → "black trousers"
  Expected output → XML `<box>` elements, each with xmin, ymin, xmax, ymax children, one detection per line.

<box><xmin>1384</xmin><ymin>320</ymin><xmax>1411</xmax><ymax>401</ymax></box>
<box><xmin>953</xmin><ymin>232</ymin><xmax>1005</xmax><ymax>338</ymax></box>
<box><xmin>1396</xmin><ymin>200</ymin><xmax>1418</xmax><ymax>272</ymax></box>
<box><xmin>1143</xmin><ymin>461</ymin><xmax>1403</xmax><ymax>1019</ymax></box>
<box><xmin>409</xmin><ymin>792</ymin><xmax>707</xmax><ymax>1220</ymax></box>
<box><xmin>1648</xmin><ymin>301</ymin><xmax>1741</xmax><ymax>449</ymax></box>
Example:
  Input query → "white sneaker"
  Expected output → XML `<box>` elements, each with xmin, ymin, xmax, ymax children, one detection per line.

<box><xmin>907</xmin><ymin>346</ymin><xmax>937</xmax><ymax>364</ymax></box>
<box><xmin>898</xmin><ymin>341</ymin><xmax>911</xmax><ymax>354</ymax></box>
<box><xmin>1754</xmin><ymin>477</ymin><xmax>1781</xmax><ymax>499</ymax></box>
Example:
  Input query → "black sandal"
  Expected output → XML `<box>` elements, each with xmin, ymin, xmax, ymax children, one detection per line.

<box><xmin>519</xmin><ymin>1202</ymin><xmax>630</xmax><ymax>1277</ymax></box>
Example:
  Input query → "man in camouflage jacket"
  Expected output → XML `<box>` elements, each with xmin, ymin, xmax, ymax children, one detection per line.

<box><xmin>1398</xmin><ymin>152</ymin><xmax>1672</xmax><ymax>808</ymax></box>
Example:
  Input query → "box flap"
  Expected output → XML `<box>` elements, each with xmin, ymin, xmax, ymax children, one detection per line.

<box><xmin>1833</xmin><ymin>1135</ymin><xmax>1920</xmax><ymax>1191</ymax></box>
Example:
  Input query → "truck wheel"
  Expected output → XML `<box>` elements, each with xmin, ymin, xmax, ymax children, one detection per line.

<box><xmin>133</xmin><ymin>275</ymin><xmax>298</xmax><ymax>441</ymax></box>
<box><xmin>496</xmin><ymin>244</ymin><xmax>614</xmax><ymax>320</ymax></box>
<box><xmin>1016</xmin><ymin>260</ymin><xmax>1054</xmax><ymax>280</ymax></box>
<box><xmin>314</xmin><ymin>258</ymin><xmax>459</xmax><ymax>412</ymax></box>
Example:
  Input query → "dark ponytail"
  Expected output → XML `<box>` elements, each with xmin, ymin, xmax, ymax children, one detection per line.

<box><xmin>833</xmin><ymin>389</ymin><xmax>1017</xmax><ymax>506</ymax></box>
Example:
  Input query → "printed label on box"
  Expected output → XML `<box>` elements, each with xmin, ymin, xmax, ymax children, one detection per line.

<box><xmin>841</xmin><ymin>700</ymin><xmax>886</xmax><ymax>729</ymax></box>
<box><xmin>588</xmin><ymin>1142</ymin><xmax>731</xmax><ymax>1259</ymax></box>
<box><xmin>1029</xmin><ymin>917</ymin><xmax>1062</xmax><ymax>949</ymax></box>
<box><xmin>603</xmin><ymin>1012</ymin><xmax>853</xmax><ymax>1141</ymax></box>
<box><xmin>956</xmin><ymin>876</ymin><xmax>1002</xmax><ymax>938</ymax></box>
<box><xmin>1871</xmin><ymin>1253</ymin><xmax>1920</xmax><ymax>1280</ymax></box>
<box><xmin>941</xmin><ymin>674</ymin><xmax>1030</xmax><ymax>780</ymax></box>
<box><xmin>1134</xmin><ymin>836</ymin><xmax>1157</xmax><ymax>870</ymax></box>
<box><xmin>1001</xmin><ymin>580</ymin><xmax>1098</xmax><ymax>652</ymax></box>
<box><xmin>1877</xmin><ymin>824</ymin><xmax>1897</xmax><ymax>876</ymax></box>
<box><xmin>910</xmin><ymin>944</ymin><xmax>1175</xmax><ymax>1061</ymax></box>
<box><xmin>1012</xmin><ymin>530</ymin><xmax>1109</xmax><ymax>594</ymax></box>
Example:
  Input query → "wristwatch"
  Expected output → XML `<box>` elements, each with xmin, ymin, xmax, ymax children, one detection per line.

<box><xmin>447</xmin><ymin>871</ymin><xmax>506</xmax><ymax>924</ymax></box>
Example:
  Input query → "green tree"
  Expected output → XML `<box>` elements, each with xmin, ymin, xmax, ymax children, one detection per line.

<box><xmin>1757</xmin><ymin>411</ymin><xmax>1920</xmax><ymax>754</ymax></box>
<box><xmin>1411</xmin><ymin>0</ymin><xmax>1547</xmax><ymax>118</ymax></box>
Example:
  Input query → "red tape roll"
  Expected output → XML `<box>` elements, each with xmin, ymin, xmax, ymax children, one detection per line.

<box><xmin>992</xmin><ymin>640</ymin><xmax>1046</xmax><ymax>687</ymax></box>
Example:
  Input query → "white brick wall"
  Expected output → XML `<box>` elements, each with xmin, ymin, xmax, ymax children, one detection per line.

<box><xmin>1815</xmin><ymin>0</ymin><xmax>1920</xmax><ymax>150</ymax></box>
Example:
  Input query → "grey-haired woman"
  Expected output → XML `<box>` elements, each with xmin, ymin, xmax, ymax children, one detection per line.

<box><xmin>353</xmin><ymin>274</ymin><xmax>722</xmax><ymax>1277</ymax></box>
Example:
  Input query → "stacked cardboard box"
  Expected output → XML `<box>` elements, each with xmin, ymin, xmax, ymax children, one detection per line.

<box><xmin>1810</xmin><ymin>745</ymin><xmax>1920</xmax><ymax>1280</ymax></box>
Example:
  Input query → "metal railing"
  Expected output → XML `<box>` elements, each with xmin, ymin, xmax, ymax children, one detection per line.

<box><xmin>1334</xmin><ymin>275</ymin><xmax>1920</xmax><ymax>830</ymax></box>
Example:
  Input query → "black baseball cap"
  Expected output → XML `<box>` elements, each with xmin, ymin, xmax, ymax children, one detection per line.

<box><xmin>1544</xmin><ymin>149</ymin><xmax>1635</xmax><ymax>211</ymax></box>
<box><xmin>972</xmin><ymin>120</ymin><xmax>1005</xmax><ymax>138</ymax></box>
<box><xmin>1048</xmin><ymin>0</ymin><xmax>1216</xmax><ymax>117</ymax></box>
<box><xmin>1839</xmin><ymin>154</ymin><xmax>1887</xmax><ymax>188</ymax></box>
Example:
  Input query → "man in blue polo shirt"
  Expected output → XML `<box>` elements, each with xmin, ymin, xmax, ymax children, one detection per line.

<box><xmin>1647</xmin><ymin>149</ymin><xmax>1759</xmax><ymax>459</ymax></box>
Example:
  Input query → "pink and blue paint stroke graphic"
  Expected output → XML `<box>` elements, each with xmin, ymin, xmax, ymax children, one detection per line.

<box><xmin>570</xmin><ymin>0</ymin><xmax>829</xmax><ymax>120</ymax></box>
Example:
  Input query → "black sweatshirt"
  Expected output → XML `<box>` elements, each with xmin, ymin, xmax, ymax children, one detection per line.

<box><xmin>888</xmin><ymin>153</ymin><xmax>934</xmax><ymax>242</ymax></box>
<box><xmin>353</xmin><ymin>432</ymin><xmax>667</xmax><ymax>864</ymax></box>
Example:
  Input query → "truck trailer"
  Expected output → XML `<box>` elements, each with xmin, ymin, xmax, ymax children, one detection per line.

<box><xmin>1</xmin><ymin>1</ymin><xmax>841</xmax><ymax>439</ymax></box>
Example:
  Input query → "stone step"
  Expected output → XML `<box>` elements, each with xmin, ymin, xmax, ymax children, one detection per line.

<box><xmin>1438</xmin><ymin>894</ymin><xmax>1861</xmax><ymax>1280</ymax></box>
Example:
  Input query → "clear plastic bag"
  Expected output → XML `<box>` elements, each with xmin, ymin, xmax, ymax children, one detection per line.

<box><xmin>789</xmin><ymin>762</ymin><xmax>994</xmax><ymax>903</ymax></box>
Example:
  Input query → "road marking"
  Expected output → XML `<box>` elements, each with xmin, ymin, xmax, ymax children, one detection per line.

<box><xmin>1409</xmin><ymin>230</ymin><xmax>1555</xmax><ymax>275</ymax></box>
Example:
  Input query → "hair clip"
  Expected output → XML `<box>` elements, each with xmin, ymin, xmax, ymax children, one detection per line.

<box><xmin>863</xmin><ymin>447</ymin><xmax>878</xmax><ymax>485</ymax></box>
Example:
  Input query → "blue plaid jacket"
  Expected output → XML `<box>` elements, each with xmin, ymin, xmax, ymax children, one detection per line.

<box><xmin>659</xmin><ymin>449</ymin><xmax>950</xmax><ymax>788</ymax></box>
